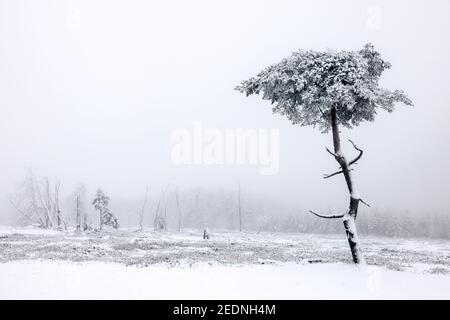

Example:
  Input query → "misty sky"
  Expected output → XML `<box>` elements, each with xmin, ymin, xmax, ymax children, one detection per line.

<box><xmin>1</xmin><ymin>0</ymin><xmax>450</xmax><ymax>222</ymax></box>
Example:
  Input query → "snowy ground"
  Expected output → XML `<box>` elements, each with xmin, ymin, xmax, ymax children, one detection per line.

<box><xmin>1</xmin><ymin>226</ymin><xmax>450</xmax><ymax>299</ymax></box>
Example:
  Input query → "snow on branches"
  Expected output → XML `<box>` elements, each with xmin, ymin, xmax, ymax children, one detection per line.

<box><xmin>235</xmin><ymin>44</ymin><xmax>413</xmax><ymax>132</ymax></box>
<box><xmin>92</xmin><ymin>189</ymin><xmax>119</xmax><ymax>230</ymax></box>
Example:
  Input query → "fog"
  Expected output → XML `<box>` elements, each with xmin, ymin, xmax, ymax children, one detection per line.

<box><xmin>1</xmin><ymin>0</ymin><xmax>450</xmax><ymax>226</ymax></box>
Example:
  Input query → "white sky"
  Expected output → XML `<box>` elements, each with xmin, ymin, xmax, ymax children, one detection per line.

<box><xmin>1</xmin><ymin>0</ymin><xmax>450</xmax><ymax>220</ymax></box>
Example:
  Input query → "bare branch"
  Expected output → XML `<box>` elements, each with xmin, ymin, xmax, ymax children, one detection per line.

<box><xmin>348</xmin><ymin>139</ymin><xmax>363</xmax><ymax>166</ymax></box>
<box><xmin>8</xmin><ymin>197</ymin><xmax>33</xmax><ymax>223</ymax></box>
<box><xmin>36</xmin><ymin>182</ymin><xmax>53</xmax><ymax>227</ymax></box>
<box><xmin>318</xmin><ymin>106</ymin><xmax>326</xmax><ymax>117</ymax></box>
<box><xmin>308</xmin><ymin>210</ymin><xmax>345</xmax><ymax>219</ymax></box>
<box><xmin>326</xmin><ymin>147</ymin><xmax>337</xmax><ymax>157</ymax></box>
<box><xmin>154</xmin><ymin>184</ymin><xmax>170</xmax><ymax>231</ymax></box>
<box><xmin>359</xmin><ymin>198</ymin><xmax>371</xmax><ymax>207</ymax></box>
<box><xmin>323</xmin><ymin>168</ymin><xmax>354</xmax><ymax>179</ymax></box>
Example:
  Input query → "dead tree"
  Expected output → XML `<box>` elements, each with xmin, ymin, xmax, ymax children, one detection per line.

<box><xmin>9</xmin><ymin>171</ymin><xmax>44</xmax><ymax>227</ymax></box>
<box><xmin>203</xmin><ymin>228</ymin><xmax>210</xmax><ymax>240</ymax></box>
<box><xmin>75</xmin><ymin>196</ymin><xmax>81</xmax><ymax>232</ymax></box>
<box><xmin>154</xmin><ymin>185</ymin><xmax>169</xmax><ymax>231</ymax></box>
<box><xmin>137</xmin><ymin>186</ymin><xmax>149</xmax><ymax>231</ymax></box>
<box><xmin>237</xmin><ymin>44</ymin><xmax>412</xmax><ymax>264</ymax></box>
<box><xmin>37</xmin><ymin>177</ymin><xmax>54</xmax><ymax>228</ymax></box>
<box><xmin>54</xmin><ymin>179</ymin><xmax>62</xmax><ymax>230</ymax></box>
<box><xmin>194</xmin><ymin>188</ymin><xmax>199</xmax><ymax>224</ymax></box>
<box><xmin>175</xmin><ymin>188</ymin><xmax>183</xmax><ymax>232</ymax></box>
<box><xmin>10</xmin><ymin>171</ymin><xmax>65</xmax><ymax>230</ymax></box>
<box><xmin>71</xmin><ymin>183</ymin><xmax>89</xmax><ymax>231</ymax></box>
<box><xmin>194</xmin><ymin>187</ymin><xmax>208</xmax><ymax>233</ymax></box>
<box><xmin>238</xmin><ymin>182</ymin><xmax>242</xmax><ymax>232</ymax></box>
<box><xmin>25</xmin><ymin>170</ymin><xmax>45</xmax><ymax>227</ymax></box>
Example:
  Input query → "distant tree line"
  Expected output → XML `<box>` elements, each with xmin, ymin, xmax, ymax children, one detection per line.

<box><xmin>8</xmin><ymin>171</ymin><xmax>450</xmax><ymax>240</ymax></box>
<box><xmin>9</xmin><ymin>170</ymin><xmax>118</xmax><ymax>232</ymax></box>
<box><xmin>260</xmin><ymin>209</ymin><xmax>450</xmax><ymax>240</ymax></box>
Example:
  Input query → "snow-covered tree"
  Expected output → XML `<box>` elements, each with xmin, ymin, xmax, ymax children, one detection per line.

<box><xmin>153</xmin><ymin>185</ymin><xmax>169</xmax><ymax>231</ymax></box>
<box><xmin>175</xmin><ymin>188</ymin><xmax>183</xmax><ymax>232</ymax></box>
<box><xmin>9</xmin><ymin>170</ymin><xmax>65</xmax><ymax>229</ymax></box>
<box><xmin>236</xmin><ymin>44</ymin><xmax>412</xmax><ymax>264</ymax></box>
<box><xmin>137</xmin><ymin>186</ymin><xmax>149</xmax><ymax>231</ymax></box>
<box><xmin>92</xmin><ymin>188</ymin><xmax>118</xmax><ymax>230</ymax></box>
<box><xmin>69</xmin><ymin>183</ymin><xmax>89</xmax><ymax>231</ymax></box>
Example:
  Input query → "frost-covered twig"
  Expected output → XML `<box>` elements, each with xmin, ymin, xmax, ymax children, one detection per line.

<box><xmin>359</xmin><ymin>198</ymin><xmax>371</xmax><ymax>207</ymax></box>
<box><xmin>8</xmin><ymin>197</ymin><xmax>34</xmax><ymax>224</ymax></box>
<box><xmin>325</xmin><ymin>147</ymin><xmax>337</xmax><ymax>157</ymax></box>
<box><xmin>323</xmin><ymin>168</ymin><xmax>354</xmax><ymax>179</ymax></box>
<box><xmin>348</xmin><ymin>139</ymin><xmax>363</xmax><ymax>166</ymax></box>
<box><xmin>308</xmin><ymin>210</ymin><xmax>345</xmax><ymax>219</ymax></box>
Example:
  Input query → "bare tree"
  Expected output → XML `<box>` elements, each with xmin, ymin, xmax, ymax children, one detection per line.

<box><xmin>194</xmin><ymin>187</ymin><xmax>206</xmax><ymax>231</ymax></box>
<box><xmin>238</xmin><ymin>182</ymin><xmax>242</xmax><ymax>232</ymax></box>
<box><xmin>175</xmin><ymin>188</ymin><xmax>182</xmax><ymax>232</ymax></box>
<box><xmin>137</xmin><ymin>186</ymin><xmax>149</xmax><ymax>231</ymax></box>
<box><xmin>54</xmin><ymin>179</ymin><xmax>62</xmax><ymax>230</ymax></box>
<box><xmin>154</xmin><ymin>185</ymin><xmax>169</xmax><ymax>231</ymax></box>
<box><xmin>69</xmin><ymin>183</ymin><xmax>89</xmax><ymax>231</ymax></box>
<box><xmin>75</xmin><ymin>195</ymin><xmax>81</xmax><ymax>232</ymax></box>
<box><xmin>36</xmin><ymin>177</ymin><xmax>54</xmax><ymax>228</ymax></box>
<box><xmin>9</xmin><ymin>171</ymin><xmax>41</xmax><ymax>227</ymax></box>
<box><xmin>10</xmin><ymin>170</ymin><xmax>65</xmax><ymax>229</ymax></box>
<box><xmin>27</xmin><ymin>172</ymin><xmax>43</xmax><ymax>226</ymax></box>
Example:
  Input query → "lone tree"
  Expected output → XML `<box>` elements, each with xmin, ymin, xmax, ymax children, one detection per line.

<box><xmin>92</xmin><ymin>188</ymin><xmax>119</xmax><ymax>230</ymax></box>
<box><xmin>236</xmin><ymin>44</ymin><xmax>412</xmax><ymax>264</ymax></box>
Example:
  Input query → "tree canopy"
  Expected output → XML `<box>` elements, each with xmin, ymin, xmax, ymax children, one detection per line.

<box><xmin>236</xmin><ymin>44</ymin><xmax>413</xmax><ymax>132</ymax></box>
<box><xmin>92</xmin><ymin>188</ymin><xmax>110</xmax><ymax>212</ymax></box>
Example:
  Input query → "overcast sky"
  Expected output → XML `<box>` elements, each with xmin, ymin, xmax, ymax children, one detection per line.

<box><xmin>1</xmin><ymin>0</ymin><xmax>450</xmax><ymax>222</ymax></box>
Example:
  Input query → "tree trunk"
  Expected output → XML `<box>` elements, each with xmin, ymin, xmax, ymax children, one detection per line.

<box><xmin>175</xmin><ymin>189</ymin><xmax>182</xmax><ymax>233</ymax></box>
<box><xmin>238</xmin><ymin>183</ymin><xmax>242</xmax><ymax>232</ymax></box>
<box><xmin>54</xmin><ymin>180</ymin><xmax>62</xmax><ymax>230</ymax></box>
<box><xmin>76</xmin><ymin>196</ymin><xmax>81</xmax><ymax>232</ymax></box>
<box><xmin>139</xmin><ymin>186</ymin><xmax>149</xmax><ymax>232</ymax></box>
<box><xmin>330</xmin><ymin>107</ymin><xmax>364</xmax><ymax>264</ymax></box>
<box><xmin>99</xmin><ymin>208</ymin><xmax>103</xmax><ymax>231</ymax></box>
